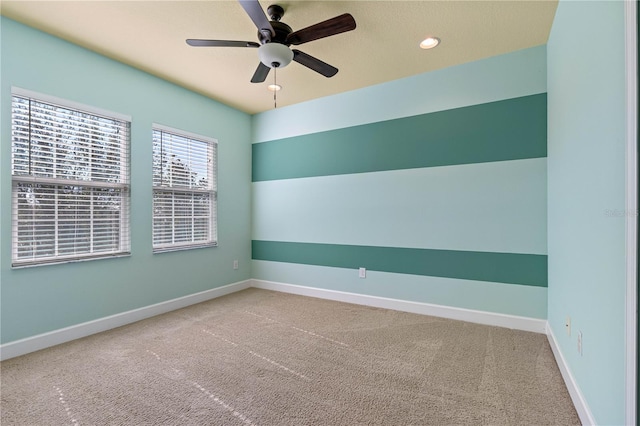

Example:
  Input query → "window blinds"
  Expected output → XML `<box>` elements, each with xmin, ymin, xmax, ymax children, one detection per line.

<box><xmin>11</xmin><ymin>94</ymin><xmax>131</xmax><ymax>266</ymax></box>
<box><xmin>152</xmin><ymin>128</ymin><xmax>217</xmax><ymax>252</ymax></box>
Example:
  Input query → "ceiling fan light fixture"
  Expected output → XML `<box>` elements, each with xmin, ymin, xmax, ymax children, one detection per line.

<box><xmin>420</xmin><ymin>36</ymin><xmax>440</xmax><ymax>49</ymax></box>
<box><xmin>267</xmin><ymin>84</ymin><xmax>282</xmax><ymax>91</ymax></box>
<box><xmin>258</xmin><ymin>42</ymin><xmax>294</xmax><ymax>68</ymax></box>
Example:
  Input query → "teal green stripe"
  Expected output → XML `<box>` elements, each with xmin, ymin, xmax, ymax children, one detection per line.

<box><xmin>252</xmin><ymin>241</ymin><xmax>548</xmax><ymax>287</ymax></box>
<box><xmin>252</xmin><ymin>93</ymin><xmax>547</xmax><ymax>182</ymax></box>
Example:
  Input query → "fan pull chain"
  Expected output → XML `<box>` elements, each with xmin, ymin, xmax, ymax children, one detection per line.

<box><xmin>273</xmin><ymin>67</ymin><xmax>277</xmax><ymax>109</ymax></box>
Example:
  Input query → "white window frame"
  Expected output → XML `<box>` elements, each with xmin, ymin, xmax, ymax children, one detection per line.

<box><xmin>10</xmin><ymin>88</ymin><xmax>131</xmax><ymax>267</ymax></box>
<box><xmin>152</xmin><ymin>124</ymin><xmax>218</xmax><ymax>253</ymax></box>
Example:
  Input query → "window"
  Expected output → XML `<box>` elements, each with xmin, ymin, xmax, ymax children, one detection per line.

<box><xmin>11</xmin><ymin>90</ymin><xmax>131</xmax><ymax>267</ymax></box>
<box><xmin>152</xmin><ymin>126</ymin><xmax>217</xmax><ymax>252</ymax></box>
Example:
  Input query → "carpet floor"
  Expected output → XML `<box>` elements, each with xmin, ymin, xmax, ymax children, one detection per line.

<box><xmin>1</xmin><ymin>288</ymin><xmax>579</xmax><ymax>425</ymax></box>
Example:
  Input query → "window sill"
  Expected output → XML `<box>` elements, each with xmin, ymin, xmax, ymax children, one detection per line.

<box><xmin>12</xmin><ymin>252</ymin><xmax>132</xmax><ymax>269</ymax></box>
<box><xmin>152</xmin><ymin>242</ymin><xmax>218</xmax><ymax>254</ymax></box>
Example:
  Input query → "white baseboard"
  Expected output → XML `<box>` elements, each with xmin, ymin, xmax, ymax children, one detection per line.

<box><xmin>546</xmin><ymin>324</ymin><xmax>596</xmax><ymax>425</ymax></box>
<box><xmin>0</xmin><ymin>280</ymin><xmax>251</xmax><ymax>361</ymax></box>
<box><xmin>250</xmin><ymin>279</ymin><xmax>547</xmax><ymax>334</ymax></box>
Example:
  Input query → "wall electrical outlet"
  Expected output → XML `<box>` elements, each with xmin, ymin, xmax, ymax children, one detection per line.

<box><xmin>358</xmin><ymin>267</ymin><xmax>366</xmax><ymax>278</ymax></box>
<box><xmin>577</xmin><ymin>331</ymin><xmax>583</xmax><ymax>356</ymax></box>
<box><xmin>233</xmin><ymin>260</ymin><xmax>239</xmax><ymax>270</ymax></box>
<box><xmin>565</xmin><ymin>316</ymin><xmax>571</xmax><ymax>336</ymax></box>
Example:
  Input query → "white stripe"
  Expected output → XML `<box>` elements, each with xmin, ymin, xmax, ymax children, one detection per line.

<box><xmin>202</xmin><ymin>327</ymin><xmax>310</xmax><ymax>381</ymax></box>
<box><xmin>289</xmin><ymin>326</ymin><xmax>349</xmax><ymax>347</ymax></box>
<box><xmin>243</xmin><ymin>310</ymin><xmax>349</xmax><ymax>347</ymax></box>
<box><xmin>247</xmin><ymin>350</ymin><xmax>310</xmax><ymax>381</ymax></box>
<box><xmin>202</xmin><ymin>329</ymin><xmax>238</xmax><ymax>346</ymax></box>
<box><xmin>192</xmin><ymin>382</ymin><xmax>256</xmax><ymax>426</ymax></box>
<box><xmin>145</xmin><ymin>346</ymin><xmax>256</xmax><ymax>425</ymax></box>
<box><xmin>54</xmin><ymin>386</ymin><xmax>79</xmax><ymax>426</ymax></box>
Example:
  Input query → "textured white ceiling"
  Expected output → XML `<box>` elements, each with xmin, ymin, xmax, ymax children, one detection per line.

<box><xmin>1</xmin><ymin>0</ymin><xmax>558</xmax><ymax>114</ymax></box>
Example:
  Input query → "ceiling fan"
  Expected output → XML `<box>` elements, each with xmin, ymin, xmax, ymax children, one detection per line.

<box><xmin>186</xmin><ymin>0</ymin><xmax>356</xmax><ymax>83</ymax></box>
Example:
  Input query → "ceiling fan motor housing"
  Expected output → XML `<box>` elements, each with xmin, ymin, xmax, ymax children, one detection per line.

<box><xmin>258</xmin><ymin>19</ymin><xmax>293</xmax><ymax>45</ymax></box>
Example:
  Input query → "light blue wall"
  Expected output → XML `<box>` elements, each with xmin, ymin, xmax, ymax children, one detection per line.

<box><xmin>547</xmin><ymin>1</ymin><xmax>627</xmax><ymax>424</ymax></box>
<box><xmin>253</xmin><ymin>159</ymin><xmax>547</xmax><ymax>254</ymax></box>
<box><xmin>252</xmin><ymin>46</ymin><xmax>549</xmax><ymax>319</ymax></box>
<box><xmin>0</xmin><ymin>18</ymin><xmax>253</xmax><ymax>344</ymax></box>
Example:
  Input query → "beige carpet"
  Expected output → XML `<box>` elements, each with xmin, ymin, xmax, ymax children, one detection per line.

<box><xmin>1</xmin><ymin>288</ymin><xmax>579</xmax><ymax>425</ymax></box>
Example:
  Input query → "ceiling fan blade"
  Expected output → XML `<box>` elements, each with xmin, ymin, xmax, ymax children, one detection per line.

<box><xmin>286</xmin><ymin>13</ymin><xmax>356</xmax><ymax>45</ymax></box>
<box><xmin>186</xmin><ymin>39</ymin><xmax>260</xmax><ymax>48</ymax></box>
<box><xmin>251</xmin><ymin>62</ymin><xmax>271</xmax><ymax>83</ymax></box>
<box><xmin>238</xmin><ymin>0</ymin><xmax>275</xmax><ymax>41</ymax></box>
<box><xmin>292</xmin><ymin>50</ymin><xmax>338</xmax><ymax>78</ymax></box>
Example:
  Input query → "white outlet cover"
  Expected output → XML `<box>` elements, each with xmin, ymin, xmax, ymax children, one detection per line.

<box><xmin>359</xmin><ymin>267</ymin><xmax>366</xmax><ymax>278</ymax></box>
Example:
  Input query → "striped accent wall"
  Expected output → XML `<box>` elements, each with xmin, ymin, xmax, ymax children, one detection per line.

<box><xmin>251</xmin><ymin>46</ymin><xmax>548</xmax><ymax>319</ymax></box>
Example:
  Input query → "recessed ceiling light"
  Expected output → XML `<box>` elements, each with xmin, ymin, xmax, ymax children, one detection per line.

<box><xmin>420</xmin><ymin>37</ymin><xmax>440</xmax><ymax>49</ymax></box>
<box><xmin>267</xmin><ymin>84</ymin><xmax>282</xmax><ymax>92</ymax></box>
